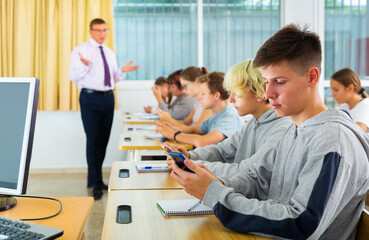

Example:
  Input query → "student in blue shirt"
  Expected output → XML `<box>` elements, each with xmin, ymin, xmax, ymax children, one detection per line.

<box><xmin>157</xmin><ymin>72</ymin><xmax>244</xmax><ymax>147</ymax></box>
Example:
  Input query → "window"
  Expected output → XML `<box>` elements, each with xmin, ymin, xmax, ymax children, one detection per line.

<box><xmin>325</xmin><ymin>0</ymin><xmax>369</xmax><ymax>108</ymax></box>
<box><xmin>203</xmin><ymin>0</ymin><xmax>280</xmax><ymax>72</ymax></box>
<box><xmin>114</xmin><ymin>0</ymin><xmax>198</xmax><ymax>80</ymax></box>
<box><xmin>114</xmin><ymin>0</ymin><xmax>280</xmax><ymax>80</ymax></box>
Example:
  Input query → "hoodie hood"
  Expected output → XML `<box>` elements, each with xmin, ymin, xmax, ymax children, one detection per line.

<box><xmin>298</xmin><ymin>109</ymin><xmax>369</xmax><ymax>162</ymax></box>
<box><xmin>254</xmin><ymin>109</ymin><xmax>287</xmax><ymax>125</ymax></box>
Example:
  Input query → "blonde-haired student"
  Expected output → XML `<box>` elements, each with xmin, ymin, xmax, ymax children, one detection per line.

<box><xmin>157</xmin><ymin>66</ymin><xmax>212</xmax><ymax>127</ymax></box>
<box><xmin>157</xmin><ymin>72</ymin><xmax>243</xmax><ymax>147</ymax></box>
<box><xmin>164</xmin><ymin>59</ymin><xmax>293</xmax><ymax>177</ymax></box>
<box><xmin>330</xmin><ymin>68</ymin><xmax>369</xmax><ymax>133</ymax></box>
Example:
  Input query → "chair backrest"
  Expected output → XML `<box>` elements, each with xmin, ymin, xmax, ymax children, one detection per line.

<box><xmin>356</xmin><ymin>208</ymin><xmax>369</xmax><ymax>240</ymax></box>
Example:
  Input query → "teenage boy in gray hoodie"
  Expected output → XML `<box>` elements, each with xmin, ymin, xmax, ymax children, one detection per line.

<box><xmin>170</xmin><ymin>24</ymin><xmax>369</xmax><ymax>240</ymax></box>
<box><xmin>164</xmin><ymin>59</ymin><xmax>293</xmax><ymax>177</ymax></box>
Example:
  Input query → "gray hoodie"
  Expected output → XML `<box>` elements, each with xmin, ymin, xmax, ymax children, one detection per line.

<box><xmin>190</xmin><ymin>109</ymin><xmax>293</xmax><ymax>177</ymax></box>
<box><xmin>203</xmin><ymin>109</ymin><xmax>369</xmax><ymax>240</ymax></box>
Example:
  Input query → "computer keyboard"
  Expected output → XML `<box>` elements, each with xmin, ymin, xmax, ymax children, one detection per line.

<box><xmin>0</xmin><ymin>216</ymin><xmax>63</xmax><ymax>240</ymax></box>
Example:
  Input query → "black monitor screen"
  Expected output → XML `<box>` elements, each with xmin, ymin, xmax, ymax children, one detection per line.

<box><xmin>0</xmin><ymin>78</ymin><xmax>38</xmax><ymax>195</ymax></box>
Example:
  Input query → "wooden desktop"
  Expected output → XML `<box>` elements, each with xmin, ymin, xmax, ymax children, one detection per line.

<box><xmin>102</xmin><ymin>190</ymin><xmax>272</xmax><ymax>240</ymax></box>
<box><xmin>0</xmin><ymin>197</ymin><xmax>93</xmax><ymax>240</ymax></box>
<box><xmin>119</xmin><ymin>125</ymin><xmax>193</xmax><ymax>155</ymax></box>
<box><xmin>109</xmin><ymin>161</ymin><xmax>181</xmax><ymax>191</ymax></box>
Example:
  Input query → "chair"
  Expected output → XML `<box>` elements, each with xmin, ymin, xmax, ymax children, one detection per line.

<box><xmin>356</xmin><ymin>208</ymin><xmax>369</xmax><ymax>240</ymax></box>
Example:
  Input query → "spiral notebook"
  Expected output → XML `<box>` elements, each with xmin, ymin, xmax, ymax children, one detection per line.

<box><xmin>157</xmin><ymin>199</ymin><xmax>213</xmax><ymax>216</ymax></box>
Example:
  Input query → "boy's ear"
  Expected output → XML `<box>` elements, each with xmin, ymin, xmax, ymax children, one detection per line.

<box><xmin>307</xmin><ymin>67</ymin><xmax>320</xmax><ymax>87</ymax></box>
<box><xmin>214</xmin><ymin>91</ymin><xmax>221</xmax><ymax>100</ymax></box>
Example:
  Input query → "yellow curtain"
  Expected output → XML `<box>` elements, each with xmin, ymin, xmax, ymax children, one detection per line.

<box><xmin>0</xmin><ymin>0</ymin><xmax>115</xmax><ymax>111</ymax></box>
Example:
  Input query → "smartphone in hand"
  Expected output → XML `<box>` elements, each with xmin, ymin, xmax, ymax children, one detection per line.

<box><xmin>161</xmin><ymin>138</ymin><xmax>194</xmax><ymax>173</ymax></box>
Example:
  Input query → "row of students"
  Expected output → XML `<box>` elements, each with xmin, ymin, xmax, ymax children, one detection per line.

<box><xmin>157</xmin><ymin>72</ymin><xmax>244</xmax><ymax>147</ymax></box>
<box><xmin>164</xmin><ymin>24</ymin><xmax>369</xmax><ymax>239</ymax></box>
<box><xmin>165</xmin><ymin>60</ymin><xmax>293</xmax><ymax>176</ymax></box>
<box><xmin>151</xmin><ymin>70</ymin><xmax>197</xmax><ymax>121</ymax></box>
<box><xmin>156</xmin><ymin>67</ymin><xmax>212</xmax><ymax>127</ymax></box>
<box><xmin>330</xmin><ymin>68</ymin><xmax>369</xmax><ymax>134</ymax></box>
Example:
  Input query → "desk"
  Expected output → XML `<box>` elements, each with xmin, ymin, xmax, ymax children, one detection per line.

<box><xmin>101</xmin><ymin>190</ymin><xmax>271</xmax><ymax>240</ymax></box>
<box><xmin>0</xmin><ymin>197</ymin><xmax>93</xmax><ymax>240</ymax></box>
<box><xmin>122</xmin><ymin>112</ymin><xmax>157</xmax><ymax>124</ymax></box>
<box><xmin>108</xmin><ymin>161</ymin><xmax>181</xmax><ymax>191</ymax></box>
<box><xmin>119</xmin><ymin>125</ymin><xmax>193</xmax><ymax>151</ymax></box>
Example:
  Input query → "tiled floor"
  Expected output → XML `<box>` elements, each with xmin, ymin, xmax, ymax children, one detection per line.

<box><xmin>26</xmin><ymin>170</ymin><xmax>110</xmax><ymax>240</ymax></box>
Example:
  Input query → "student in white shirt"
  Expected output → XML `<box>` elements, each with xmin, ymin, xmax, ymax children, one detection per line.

<box><xmin>157</xmin><ymin>66</ymin><xmax>212</xmax><ymax>127</ymax></box>
<box><xmin>330</xmin><ymin>68</ymin><xmax>369</xmax><ymax>133</ymax></box>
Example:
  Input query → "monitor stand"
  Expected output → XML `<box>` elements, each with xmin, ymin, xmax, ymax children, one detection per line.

<box><xmin>0</xmin><ymin>195</ymin><xmax>17</xmax><ymax>211</ymax></box>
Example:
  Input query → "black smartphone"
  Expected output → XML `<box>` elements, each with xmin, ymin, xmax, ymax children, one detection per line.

<box><xmin>160</xmin><ymin>138</ymin><xmax>193</xmax><ymax>173</ymax></box>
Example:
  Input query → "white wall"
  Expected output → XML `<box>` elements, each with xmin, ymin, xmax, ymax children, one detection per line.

<box><xmin>30</xmin><ymin>81</ymin><xmax>154</xmax><ymax>169</ymax></box>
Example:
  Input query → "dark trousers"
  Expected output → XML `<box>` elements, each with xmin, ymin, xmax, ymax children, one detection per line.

<box><xmin>79</xmin><ymin>90</ymin><xmax>114</xmax><ymax>187</ymax></box>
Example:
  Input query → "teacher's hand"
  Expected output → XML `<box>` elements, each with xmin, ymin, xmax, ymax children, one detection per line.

<box><xmin>121</xmin><ymin>61</ymin><xmax>140</xmax><ymax>72</ymax></box>
<box><xmin>78</xmin><ymin>53</ymin><xmax>90</xmax><ymax>66</ymax></box>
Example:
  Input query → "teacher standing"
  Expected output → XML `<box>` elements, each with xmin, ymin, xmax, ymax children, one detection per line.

<box><xmin>69</xmin><ymin>18</ymin><xmax>139</xmax><ymax>200</ymax></box>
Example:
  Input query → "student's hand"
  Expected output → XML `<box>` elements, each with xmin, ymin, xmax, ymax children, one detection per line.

<box><xmin>121</xmin><ymin>61</ymin><xmax>140</xmax><ymax>72</ymax></box>
<box><xmin>163</xmin><ymin>142</ymin><xmax>189</xmax><ymax>158</ymax></box>
<box><xmin>170</xmin><ymin>159</ymin><xmax>219</xmax><ymax>200</ymax></box>
<box><xmin>151</xmin><ymin>86</ymin><xmax>162</xmax><ymax>99</ymax></box>
<box><xmin>78</xmin><ymin>53</ymin><xmax>90</xmax><ymax>66</ymax></box>
<box><xmin>156</xmin><ymin>121</ymin><xmax>175</xmax><ymax>140</ymax></box>
<box><xmin>161</xmin><ymin>142</ymin><xmax>190</xmax><ymax>170</ymax></box>
<box><xmin>166</xmin><ymin>157</ymin><xmax>174</xmax><ymax>170</ymax></box>
<box><xmin>157</xmin><ymin>108</ymin><xmax>172</xmax><ymax>122</ymax></box>
<box><xmin>144</xmin><ymin>106</ymin><xmax>152</xmax><ymax>113</ymax></box>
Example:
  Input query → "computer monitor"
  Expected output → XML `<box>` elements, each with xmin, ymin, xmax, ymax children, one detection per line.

<box><xmin>0</xmin><ymin>78</ymin><xmax>39</xmax><ymax>211</ymax></box>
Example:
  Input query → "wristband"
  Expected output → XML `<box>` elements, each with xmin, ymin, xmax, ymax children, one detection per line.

<box><xmin>173</xmin><ymin>131</ymin><xmax>182</xmax><ymax>142</ymax></box>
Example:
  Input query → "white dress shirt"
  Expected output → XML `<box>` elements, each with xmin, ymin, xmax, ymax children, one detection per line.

<box><xmin>69</xmin><ymin>38</ymin><xmax>125</xmax><ymax>91</ymax></box>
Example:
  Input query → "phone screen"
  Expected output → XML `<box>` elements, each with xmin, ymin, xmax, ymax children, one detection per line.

<box><xmin>161</xmin><ymin>138</ymin><xmax>193</xmax><ymax>173</ymax></box>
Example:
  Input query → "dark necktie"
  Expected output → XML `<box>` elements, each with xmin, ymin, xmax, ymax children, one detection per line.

<box><xmin>99</xmin><ymin>46</ymin><xmax>111</xmax><ymax>87</ymax></box>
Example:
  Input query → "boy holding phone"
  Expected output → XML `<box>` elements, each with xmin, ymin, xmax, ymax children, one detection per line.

<box><xmin>157</xmin><ymin>72</ymin><xmax>243</xmax><ymax>147</ymax></box>
<box><xmin>170</xmin><ymin>24</ymin><xmax>369</xmax><ymax>239</ymax></box>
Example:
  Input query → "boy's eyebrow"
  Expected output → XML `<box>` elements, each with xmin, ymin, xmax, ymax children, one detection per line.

<box><xmin>262</xmin><ymin>76</ymin><xmax>287</xmax><ymax>80</ymax></box>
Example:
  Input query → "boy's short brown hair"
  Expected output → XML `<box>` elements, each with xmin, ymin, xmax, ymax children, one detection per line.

<box><xmin>253</xmin><ymin>24</ymin><xmax>322</xmax><ymax>75</ymax></box>
<box><xmin>198</xmin><ymin>72</ymin><xmax>229</xmax><ymax>100</ymax></box>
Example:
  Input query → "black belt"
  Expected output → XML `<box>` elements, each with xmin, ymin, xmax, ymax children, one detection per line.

<box><xmin>82</xmin><ymin>88</ymin><xmax>113</xmax><ymax>95</ymax></box>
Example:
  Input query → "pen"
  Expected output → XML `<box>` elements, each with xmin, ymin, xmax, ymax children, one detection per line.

<box><xmin>188</xmin><ymin>200</ymin><xmax>202</xmax><ymax>211</ymax></box>
<box><xmin>144</xmin><ymin>166</ymin><xmax>168</xmax><ymax>169</ymax></box>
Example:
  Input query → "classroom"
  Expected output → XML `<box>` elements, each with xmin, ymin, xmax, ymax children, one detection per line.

<box><xmin>1</xmin><ymin>0</ymin><xmax>369</xmax><ymax>239</ymax></box>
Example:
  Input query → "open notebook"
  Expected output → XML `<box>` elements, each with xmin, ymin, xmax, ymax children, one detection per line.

<box><xmin>157</xmin><ymin>199</ymin><xmax>213</xmax><ymax>216</ymax></box>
